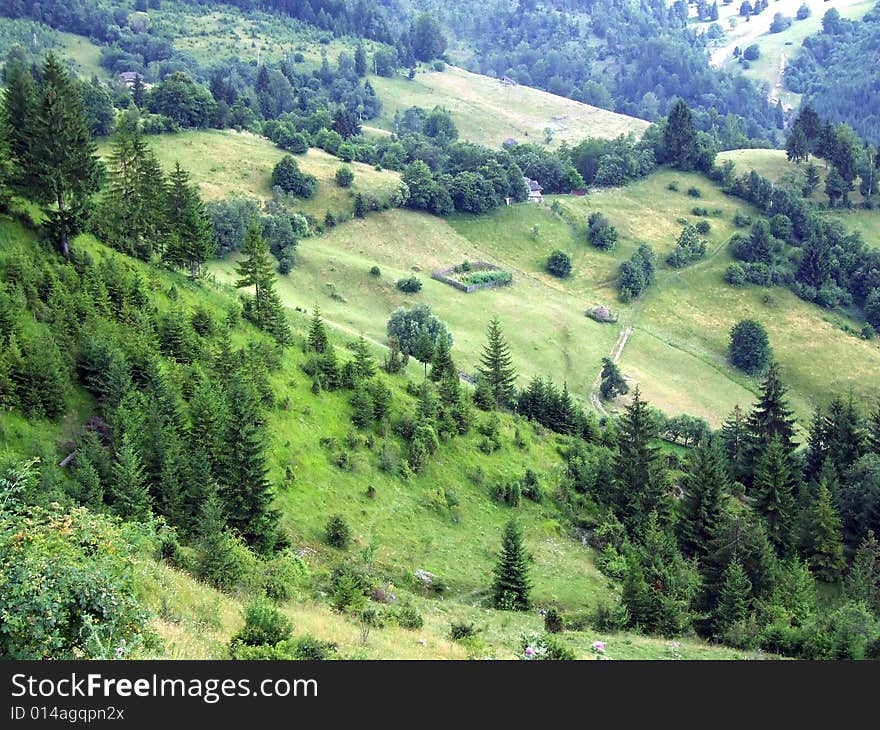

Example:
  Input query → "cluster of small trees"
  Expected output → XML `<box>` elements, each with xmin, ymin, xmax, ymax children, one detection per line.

<box><xmin>618</xmin><ymin>244</ymin><xmax>656</xmax><ymax>302</ymax></box>
<box><xmin>666</xmin><ymin>223</ymin><xmax>707</xmax><ymax>269</ymax></box>
<box><xmin>718</xmin><ymin>135</ymin><xmax>880</xmax><ymax>330</ymax></box>
<box><xmin>587</xmin><ymin>212</ymin><xmax>618</xmax><ymax>251</ymax></box>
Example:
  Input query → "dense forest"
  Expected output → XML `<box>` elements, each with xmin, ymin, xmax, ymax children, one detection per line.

<box><xmin>785</xmin><ymin>5</ymin><xmax>880</xmax><ymax>146</ymax></box>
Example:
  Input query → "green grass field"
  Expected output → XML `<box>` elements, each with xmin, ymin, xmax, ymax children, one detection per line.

<box><xmin>370</xmin><ymin>65</ymin><xmax>650</xmax><ymax>149</ymax></box>
<box><xmin>98</xmin><ymin>130</ymin><xmax>401</xmax><ymax>221</ymax></box>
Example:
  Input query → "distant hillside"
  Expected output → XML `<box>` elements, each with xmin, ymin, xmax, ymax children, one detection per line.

<box><xmin>370</xmin><ymin>65</ymin><xmax>650</xmax><ymax>148</ymax></box>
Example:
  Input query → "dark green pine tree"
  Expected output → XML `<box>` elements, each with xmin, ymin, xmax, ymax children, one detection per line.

<box><xmin>720</xmin><ymin>404</ymin><xmax>749</xmax><ymax>484</ymax></box>
<box><xmin>492</xmin><ymin>519</ymin><xmax>532</xmax><ymax>611</ymax></box>
<box><xmin>699</xmin><ymin>509</ymin><xmax>778</xmax><ymax>625</ymax></box>
<box><xmin>307</xmin><ymin>306</ymin><xmax>330</xmax><ymax>353</ymax></box>
<box><xmin>73</xmin><ymin>455</ymin><xmax>104</xmax><ymax>511</ymax></box>
<box><xmin>552</xmin><ymin>382</ymin><xmax>577</xmax><ymax>435</ymax></box>
<box><xmin>352</xmin><ymin>336</ymin><xmax>376</xmax><ymax>380</ymax></box>
<box><xmin>845</xmin><ymin>531</ymin><xmax>880</xmax><ymax>614</ymax></box>
<box><xmin>478</xmin><ymin>316</ymin><xmax>517</xmax><ymax>409</ymax></box>
<box><xmin>429</xmin><ymin>330</ymin><xmax>455</xmax><ymax>382</ymax></box>
<box><xmin>745</xmin><ymin>360</ymin><xmax>797</xmax><ymax>482</ymax></box>
<box><xmin>804</xmin><ymin>405</ymin><xmax>829</xmax><ymax>483</ymax></box>
<box><xmin>235</xmin><ymin>222</ymin><xmax>277</xmax><ymax>330</ymax></box>
<box><xmin>370</xmin><ymin>378</ymin><xmax>392</xmax><ymax>422</ymax></box>
<box><xmin>196</xmin><ymin>486</ymin><xmax>244</xmax><ymax>589</ymax></box>
<box><xmin>188</xmin><ymin>374</ymin><xmax>230</xmax><ymax>483</ymax></box>
<box><xmin>220</xmin><ymin>373</ymin><xmax>280</xmax><ymax>554</ymax></box>
<box><xmin>350</xmin><ymin>386</ymin><xmax>373</xmax><ymax>429</ymax></box>
<box><xmin>354</xmin><ymin>43</ymin><xmax>368</xmax><ymax>77</ymax></box>
<box><xmin>354</xmin><ymin>192</ymin><xmax>366</xmax><ymax>218</ymax></box>
<box><xmin>614</xmin><ymin>387</ymin><xmax>669</xmax><ymax>533</ymax></box>
<box><xmin>713</xmin><ymin>557</ymin><xmax>752</xmax><ymax>635</ymax></box>
<box><xmin>27</xmin><ymin>53</ymin><xmax>102</xmax><ymax>255</ymax></box>
<box><xmin>165</xmin><ymin>162</ymin><xmax>215</xmax><ymax>278</ymax></box>
<box><xmin>677</xmin><ymin>437</ymin><xmax>728</xmax><ymax>559</ymax></box>
<box><xmin>110</xmin><ymin>433</ymin><xmax>153</xmax><ymax>522</ymax></box>
<box><xmin>753</xmin><ymin>436</ymin><xmax>797</xmax><ymax>556</ymax></box>
<box><xmin>100</xmin><ymin>110</ymin><xmax>167</xmax><ymax>260</ymax></box>
<box><xmin>869</xmin><ymin>404</ymin><xmax>880</xmax><ymax>455</ymax></box>
<box><xmin>801</xmin><ymin>480</ymin><xmax>845</xmax><ymax>582</ymax></box>
<box><xmin>599</xmin><ymin>357</ymin><xmax>629</xmax><ymax>400</ymax></box>
<box><xmin>663</xmin><ymin>98</ymin><xmax>698</xmax><ymax>171</ymax></box>
<box><xmin>785</xmin><ymin>124</ymin><xmax>809</xmax><ymax>164</ymax></box>
<box><xmin>824</xmin><ymin>393</ymin><xmax>864</xmax><ymax>478</ymax></box>
<box><xmin>0</xmin><ymin>60</ymin><xmax>36</xmax><ymax>194</ymax></box>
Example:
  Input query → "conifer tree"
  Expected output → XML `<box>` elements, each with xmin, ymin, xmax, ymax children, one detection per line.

<box><xmin>677</xmin><ymin>438</ymin><xmax>728</xmax><ymax>558</ymax></box>
<box><xmin>429</xmin><ymin>330</ymin><xmax>455</xmax><ymax>382</ymax></box>
<box><xmin>720</xmin><ymin>404</ymin><xmax>749</xmax><ymax>484</ymax></box>
<box><xmin>165</xmin><ymin>162</ymin><xmax>214</xmax><ymax>277</ymax></box>
<box><xmin>824</xmin><ymin>393</ymin><xmax>864</xmax><ymax>478</ymax></box>
<box><xmin>664</xmin><ymin>98</ymin><xmax>698</xmax><ymax>171</ymax></box>
<box><xmin>73</xmin><ymin>455</ymin><xmax>104</xmax><ymax>511</ymax></box>
<box><xmin>745</xmin><ymin>361</ymin><xmax>797</xmax><ymax>480</ymax></box>
<box><xmin>307</xmin><ymin>306</ymin><xmax>330</xmax><ymax>353</ymax></box>
<box><xmin>845</xmin><ymin>531</ymin><xmax>880</xmax><ymax>614</ymax></box>
<box><xmin>220</xmin><ymin>373</ymin><xmax>280</xmax><ymax>553</ymax></box>
<box><xmin>492</xmin><ymin>520</ymin><xmax>532</xmax><ymax>611</ymax></box>
<box><xmin>111</xmin><ymin>433</ymin><xmax>153</xmax><ymax>522</ymax></box>
<box><xmin>599</xmin><ymin>357</ymin><xmax>628</xmax><ymax>400</ymax></box>
<box><xmin>235</xmin><ymin>222</ymin><xmax>280</xmax><ymax>331</ymax></box>
<box><xmin>196</xmin><ymin>487</ymin><xmax>244</xmax><ymax>589</ymax></box>
<box><xmin>370</xmin><ymin>378</ymin><xmax>392</xmax><ymax>422</ymax></box>
<box><xmin>869</xmin><ymin>404</ymin><xmax>880</xmax><ymax>455</ymax></box>
<box><xmin>478</xmin><ymin>316</ymin><xmax>517</xmax><ymax>408</ymax></box>
<box><xmin>753</xmin><ymin>437</ymin><xmax>797</xmax><ymax>555</ymax></box>
<box><xmin>351</xmin><ymin>386</ymin><xmax>373</xmax><ymax>429</ymax></box>
<box><xmin>801</xmin><ymin>481</ymin><xmax>845</xmax><ymax>582</ymax></box>
<box><xmin>100</xmin><ymin>111</ymin><xmax>167</xmax><ymax>260</ymax></box>
<box><xmin>27</xmin><ymin>53</ymin><xmax>102</xmax><ymax>255</ymax></box>
<box><xmin>0</xmin><ymin>60</ymin><xmax>35</xmax><ymax>194</ymax></box>
<box><xmin>352</xmin><ymin>336</ymin><xmax>376</xmax><ymax>380</ymax></box>
<box><xmin>614</xmin><ymin>387</ymin><xmax>669</xmax><ymax>532</ymax></box>
<box><xmin>804</xmin><ymin>405</ymin><xmax>829</xmax><ymax>482</ymax></box>
<box><xmin>714</xmin><ymin>558</ymin><xmax>752</xmax><ymax>634</ymax></box>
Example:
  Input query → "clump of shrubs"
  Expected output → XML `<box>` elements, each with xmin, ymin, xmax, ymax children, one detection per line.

<box><xmin>396</xmin><ymin>275</ymin><xmax>422</xmax><ymax>293</ymax></box>
<box><xmin>546</xmin><ymin>250</ymin><xmax>572</xmax><ymax>278</ymax></box>
<box><xmin>450</xmin><ymin>621</ymin><xmax>480</xmax><ymax>641</ymax></box>
<box><xmin>587</xmin><ymin>211</ymin><xmax>618</xmax><ymax>251</ymax></box>
<box><xmin>687</xmin><ymin>186</ymin><xmax>702</xmax><ymax>198</ymax></box>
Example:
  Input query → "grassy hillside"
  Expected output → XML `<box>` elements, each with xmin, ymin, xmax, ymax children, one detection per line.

<box><xmin>200</xmin><ymin>152</ymin><xmax>879</xmax><ymax>427</ymax></box>
<box><xmin>369</xmin><ymin>65</ymin><xmax>650</xmax><ymax>148</ymax></box>
<box><xmin>98</xmin><ymin>130</ymin><xmax>401</xmax><ymax>220</ymax></box>
<box><xmin>144</xmin><ymin>557</ymin><xmax>759</xmax><ymax>660</ymax></box>
<box><xmin>1</xmin><ymin>216</ymin><xmax>761</xmax><ymax>661</ymax></box>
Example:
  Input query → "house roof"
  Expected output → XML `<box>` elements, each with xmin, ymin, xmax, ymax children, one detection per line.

<box><xmin>118</xmin><ymin>71</ymin><xmax>144</xmax><ymax>83</ymax></box>
<box><xmin>523</xmin><ymin>176</ymin><xmax>543</xmax><ymax>192</ymax></box>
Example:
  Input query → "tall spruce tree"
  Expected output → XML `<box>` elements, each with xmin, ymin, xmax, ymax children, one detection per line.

<box><xmin>196</xmin><ymin>486</ymin><xmax>244</xmax><ymax>589</ymax></box>
<box><xmin>235</xmin><ymin>222</ymin><xmax>282</xmax><ymax>333</ymax></box>
<box><xmin>801</xmin><ymin>480</ymin><xmax>845</xmax><ymax>582</ymax></box>
<box><xmin>220</xmin><ymin>372</ymin><xmax>280</xmax><ymax>553</ymax></box>
<box><xmin>869</xmin><ymin>404</ymin><xmax>880</xmax><ymax>455</ymax></box>
<box><xmin>720</xmin><ymin>404</ymin><xmax>749</xmax><ymax>484</ymax></box>
<box><xmin>429</xmin><ymin>330</ymin><xmax>455</xmax><ymax>382</ymax></box>
<box><xmin>824</xmin><ymin>393</ymin><xmax>864</xmax><ymax>478</ymax></box>
<box><xmin>165</xmin><ymin>162</ymin><xmax>214</xmax><ymax>278</ymax></box>
<box><xmin>110</xmin><ymin>433</ymin><xmax>153</xmax><ymax>522</ymax></box>
<box><xmin>753</xmin><ymin>436</ymin><xmax>797</xmax><ymax>556</ymax></box>
<box><xmin>713</xmin><ymin>557</ymin><xmax>752</xmax><ymax>635</ymax></box>
<box><xmin>492</xmin><ymin>519</ymin><xmax>532</xmax><ymax>611</ymax></box>
<box><xmin>677</xmin><ymin>438</ymin><xmax>728</xmax><ymax>559</ymax></box>
<box><xmin>664</xmin><ymin>98</ymin><xmax>698</xmax><ymax>171</ymax></box>
<box><xmin>352</xmin><ymin>336</ymin><xmax>376</xmax><ymax>380</ymax></box>
<box><xmin>27</xmin><ymin>53</ymin><xmax>102</xmax><ymax>255</ymax></box>
<box><xmin>0</xmin><ymin>60</ymin><xmax>35</xmax><ymax>194</ymax></box>
<box><xmin>307</xmin><ymin>306</ymin><xmax>330</xmax><ymax>353</ymax></box>
<box><xmin>478</xmin><ymin>316</ymin><xmax>517</xmax><ymax>408</ymax></box>
<box><xmin>614</xmin><ymin>387</ymin><xmax>669</xmax><ymax>533</ymax></box>
<box><xmin>745</xmin><ymin>361</ymin><xmax>797</xmax><ymax>482</ymax></box>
